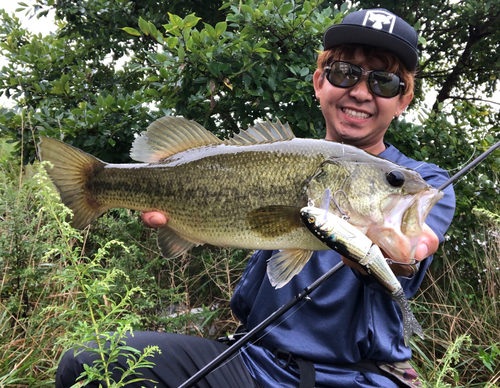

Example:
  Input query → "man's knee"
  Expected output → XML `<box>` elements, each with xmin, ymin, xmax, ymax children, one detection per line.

<box><xmin>56</xmin><ymin>348</ymin><xmax>100</xmax><ymax>388</ymax></box>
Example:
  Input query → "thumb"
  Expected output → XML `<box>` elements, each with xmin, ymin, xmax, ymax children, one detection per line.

<box><xmin>414</xmin><ymin>243</ymin><xmax>429</xmax><ymax>261</ymax></box>
<box><xmin>141</xmin><ymin>212</ymin><xmax>168</xmax><ymax>228</ymax></box>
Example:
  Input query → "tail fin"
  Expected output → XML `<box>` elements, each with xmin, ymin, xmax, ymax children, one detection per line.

<box><xmin>38</xmin><ymin>137</ymin><xmax>107</xmax><ymax>229</ymax></box>
<box><xmin>392</xmin><ymin>288</ymin><xmax>424</xmax><ymax>346</ymax></box>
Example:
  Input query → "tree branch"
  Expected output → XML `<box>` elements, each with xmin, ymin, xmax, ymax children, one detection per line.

<box><xmin>445</xmin><ymin>96</ymin><xmax>500</xmax><ymax>106</ymax></box>
<box><xmin>432</xmin><ymin>12</ymin><xmax>500</xmax><ymax>111</ymax></box>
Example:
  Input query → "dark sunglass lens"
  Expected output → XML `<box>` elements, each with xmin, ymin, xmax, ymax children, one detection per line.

<box><xmin>370</xmin><ymin>72</ymin><xmax>401</xmax><ymax>97</ymax></box>
<box><xmin>329</xmin><ymin>62</ymin><xmax>360</xmax><ymax>88</ymax></box>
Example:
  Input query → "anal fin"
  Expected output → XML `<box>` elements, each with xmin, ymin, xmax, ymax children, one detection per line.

<box><xmin>157</xmin><ymin>225</ymin><xmax>204</xmax><ymax>258</ymax></box>
<box><xmin>267</xmin><ymin>249</ymin><xmax>314</xmax><ymax>289</ymax></box>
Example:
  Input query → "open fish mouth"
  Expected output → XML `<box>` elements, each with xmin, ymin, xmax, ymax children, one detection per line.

<box><xmin>367</xmin><ymin>187</ymin><xmax>444</xmax><ymax>261</ymax></box>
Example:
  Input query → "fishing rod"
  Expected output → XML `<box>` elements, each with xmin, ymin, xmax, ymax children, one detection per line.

<box><xmin>438</xmin><ymin>139</ymin><xmax>500</xmax><ymax>191</ymax></box>
<box><xmin>177</xmin><ymin>261</ymin><xmax>346</xmax><ymax>388</ymax></box>
<box><xmin>177</xmin><ymin>139</ymin><xmax>500</xmax><ymax>388</ymax></box>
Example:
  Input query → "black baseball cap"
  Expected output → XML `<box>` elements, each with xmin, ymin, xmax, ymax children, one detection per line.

<box><xmin>323</xmin><ymin>9</ymin><xmax>419</xmax><ymax>71</ymax></box>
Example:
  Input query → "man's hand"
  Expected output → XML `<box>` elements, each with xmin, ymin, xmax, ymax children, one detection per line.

<box><xmin>342</xmin><ymin>223</ymin><xmax>439</xmax><ymax>277</ymax></box>
<box><xmin>413</xmin><ymin>223</ymin><xmax>439</xmax><ymax>262</ymax></box>
<box><xmin>141</xmin><ymin>212</ymin><xmax>168</xmax><ymax>228</ymax></box>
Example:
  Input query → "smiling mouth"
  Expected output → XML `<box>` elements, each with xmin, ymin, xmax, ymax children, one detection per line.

<box><xmin>342</xmin><ymin>108</ymin><xmax>371</xmax><ymax>119</ymax></box>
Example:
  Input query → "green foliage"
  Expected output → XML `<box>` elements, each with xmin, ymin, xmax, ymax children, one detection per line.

<box><xmin>51</xmin><ymin>240</ymin><xmax>162</xmax><ymax>387</ymax></box>
<box><xmin>0</xmin><ymin>8</ymin><xmax>154</xmax><ymax>164</ymax></box>
<box><xmin>0</xmin><ymin>0</ymin><xmax>350</xmax><ymax>166</ymax></box>
<box><xmin>417</xmin><ymin>334</ymin><xmax>472</xmax><ymax>388</ymax></box>
<box><xmin>478</xmin><ymin>343</ymin><xmax>500</xmax><ymax>375</ymax></box>
<box><xmin>120</xmin><ymin>0</ymin><xmax>346</xmax><ymax>137</ymax></box>
<box><xmin>1</xmin><ymin>0</ymin><xmax>500</xmax><ymax>386</ymax></box>
<box><xmin>411</xmin><ymin>213</ymin><xmax>500</xmax><ymax>386</ymax></box>
<box><xmin>0</xmin><ymin>138</ymin><xmax>247</xmax><ymax>385</ymax></box>
<box><xmin>0</xmin><ymin>150</ymin><xmax>161</xmax><ymax>386</ymax></box>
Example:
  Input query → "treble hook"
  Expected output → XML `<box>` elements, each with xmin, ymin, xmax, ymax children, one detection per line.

<box><xmin>385</xmin><ymin>258</ymin><xmax>421</xmax><ymax>279</ymax></box>
<box><xmin>332</xmin><ymin>190</ymin><xmax>350</xmax><ymax>220</ymax></box>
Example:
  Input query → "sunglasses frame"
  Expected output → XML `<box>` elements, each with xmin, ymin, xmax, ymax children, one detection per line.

<box><xmin>324</xmin><ymin>61</ymin><xmax>405</xmax><ymax>98</ymax></box>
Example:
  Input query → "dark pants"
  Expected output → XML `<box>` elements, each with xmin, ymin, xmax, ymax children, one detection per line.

<box><xmin>56</xmin><ymin>331</ymin><xmax>260</xmax><ymax>388</ymax></box>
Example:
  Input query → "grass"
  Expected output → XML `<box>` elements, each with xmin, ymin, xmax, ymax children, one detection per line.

<box><xmin>0</xmin><ymin>139</ymin><xmax>244</xmax><ymax>386</ymax></box>
<box><xmin>1</xmin><ymin>136</ymin><xmax>500</xmax><ymax>386</ymax></box>
<box><xmin>411</xmin><ymin>211</ymin><xmax>500</xmax><ymax>387</ymax></box>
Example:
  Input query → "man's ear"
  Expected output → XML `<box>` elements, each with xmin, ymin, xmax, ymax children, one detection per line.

<box><xmin>395</xmin><ymin>91</ymin><xmax>414</xmax><ymax>117</ymax></box>
<box><xmin>313</xmin><ymin>69</ymin><xmax>325</xmax><ymax>100</ymax></box>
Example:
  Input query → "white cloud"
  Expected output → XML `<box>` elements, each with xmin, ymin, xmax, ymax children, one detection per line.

<box><xmin>1</xmin><ymin>2</ymin><xmax>55</xmax><ymax>35</ymax></box>
<box><xmin>0</xmin><ymin>2</ymin><xmax>56</xmax><ymax>107</ymax></box>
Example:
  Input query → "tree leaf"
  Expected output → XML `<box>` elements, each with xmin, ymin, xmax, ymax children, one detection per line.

<box><xmin>121</xmin><ymin>27</ymin><xmax>141</xmax><ymax>37</ymax></box>
<box><xmin>183</xmin><ymin>14</ymin><xmax>201</xmax><ymax>28</ymax></box>
<box><xmin>178</xmin><ymin>46</ymin><xmax>185</xmax><ymax>62</ymax></box>
<box><xmin>279</xmin><ymin>2</ymin><xmax>293</xmax><ymax>15</ymax></box>
<box><xmin>215</xmin><ymin>22</ymin><xmax>227</xmax><ymax>36</ymax></box>
<box><xmin>138</xmin><ymin>17</ymin><xmax>150</xmax><ymax>35</ymax></box>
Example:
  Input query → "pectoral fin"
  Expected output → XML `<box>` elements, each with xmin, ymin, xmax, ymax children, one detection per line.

<box><xmin>247</xmin><ymin>206</ymin><xmax>303</xmax><ymax>238</ymax></box>
<box><xmin>157</xmin><ymin>225</ymin><xmax>203</xmax><ymax>259</ymax></box>
<box><xmin>267</xmin><ymin>249</ymin><xmax>314</xmax><ymax>289</ymax></box>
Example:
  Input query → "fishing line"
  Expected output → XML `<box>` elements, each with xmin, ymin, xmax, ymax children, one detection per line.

<box><xmin>444</xmin><ymin>144</ymin><xmax>477</xmax><ymax>173</ymax></box>
<box><xmin>413</xmin><ymin>162</ymin><xmax>425</xmax><ymax>171</ymax></box>
<box><xmin>320</xmin><ymin>188</ymin><xmax>331</xmax><ymax>221</ymax></box>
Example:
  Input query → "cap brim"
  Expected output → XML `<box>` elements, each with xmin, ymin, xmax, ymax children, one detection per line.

<box><xmin>323</xmin><ymin>25</ymin><xmax>418</xmax><ymax>71</ymax></box>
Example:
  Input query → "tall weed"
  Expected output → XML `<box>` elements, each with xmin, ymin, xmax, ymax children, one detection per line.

<box><xmin>0</xmin><ymin>144</ymin><xmax>158</xmax><ymax>386</ymax></box>
<box><xmin>412</xmin><ymin>208</ymin><xmax>500</xmax><ymax>387</ymax></box>
<box><xmin>0</xmin><ymin>138</ymin><xmax>247</xmax><ymax>386</ymax></box>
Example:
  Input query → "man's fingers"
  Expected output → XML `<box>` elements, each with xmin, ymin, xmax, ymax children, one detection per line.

<box><xmin>414</xmin><ymin>243</ymin><xmax>429</xmax><ymax>261</ymax></box>
<box><xmin>141</xmin><ymin>212</ymin><xmax>168</xmax><ymax>228</ymax></box>
<box><xmin>414</xmin><ymin>223</ymin><xmax>439</xmax><ymax>261</ymax></box>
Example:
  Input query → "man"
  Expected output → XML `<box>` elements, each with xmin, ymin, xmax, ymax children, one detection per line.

<box><xmin>57</xmin><ymin>8</ymin><xmax>455</xmax><ymax>388</ymax></box>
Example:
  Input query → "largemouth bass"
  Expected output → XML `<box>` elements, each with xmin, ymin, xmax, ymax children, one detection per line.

<box><xmin>38</xmin><ymin>116</ymin><xmax>443</xmax><ymax>288</ymax></box>
<box><xmin>300</xmin><ymin>206</ymin><xmax>424</xmax><ymax>346</ymax></box>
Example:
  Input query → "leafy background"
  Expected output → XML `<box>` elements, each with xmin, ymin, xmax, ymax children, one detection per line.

<box><xmin>0</xmin><ymin>0</ymin><xmax>499</xmax><ymax>386</ymax></box>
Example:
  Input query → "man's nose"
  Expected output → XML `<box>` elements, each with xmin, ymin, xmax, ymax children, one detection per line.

<box><xmin>349</xmin><ymin>76</ymin><xmax>373</xmax><ymax>101</ymax></box>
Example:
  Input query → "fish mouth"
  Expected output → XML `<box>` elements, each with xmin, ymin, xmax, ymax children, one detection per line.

<box><xmin>366</xmin><ymin>187</ymin><xmax>444</xmax><ymax>261</ymax></box>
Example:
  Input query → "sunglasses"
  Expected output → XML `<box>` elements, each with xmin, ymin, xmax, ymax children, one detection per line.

<box><xmin>324</xmin><ymin>61</ymin><xmax>405</xmax><ymax>98</ymax></box>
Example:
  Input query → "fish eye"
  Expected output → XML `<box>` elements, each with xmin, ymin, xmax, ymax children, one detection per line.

<box><xmin>386</xmin><ymin>170</ymin><xmax>405</xmax><ymax>187</ymax></box>
<box><xmin>309</xmin><ymin>216</ymin><xmax>315</xmax><ymax>223</ymax></box>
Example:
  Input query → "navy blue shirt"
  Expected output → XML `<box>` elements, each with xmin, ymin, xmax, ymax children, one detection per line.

<box><xmin>230</xmin><ymin>144</ymin><xmax>456</xmax><ymax>388</ymax></box>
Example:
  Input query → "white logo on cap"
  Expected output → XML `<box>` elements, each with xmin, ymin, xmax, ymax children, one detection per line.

<box><xmin>362</xmin><ymin>10</ymin><xmax>396</xmax><ymax>33</ymax></box>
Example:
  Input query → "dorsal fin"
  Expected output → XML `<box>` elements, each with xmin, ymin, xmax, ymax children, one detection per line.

<box><xmin>224</xmin><ymin>119</ymin><xmax>295</xmax><ymax>146</ymax></box>
<box><xmin>130</xmin><ymin>116</ymin><xmax>222</xmax><ymax>163</ymax></box>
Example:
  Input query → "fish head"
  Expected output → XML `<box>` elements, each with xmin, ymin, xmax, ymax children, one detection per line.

<box><xmin>363</xmin><ymin>167</ymin><xmax>444</xmax><ymax>261</ymax></box>
<box><xmin>308</xmin><ymin>155</ymin><xmax>443</xmax><ymax>261</ymax></box>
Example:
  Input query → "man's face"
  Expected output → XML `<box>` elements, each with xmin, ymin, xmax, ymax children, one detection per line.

<box><xmin>313</xmin><ymin>49</ymin><xmax>413</xmax><ymax>155</ymax></box>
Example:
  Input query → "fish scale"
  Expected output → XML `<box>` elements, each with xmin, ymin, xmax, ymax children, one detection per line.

<box><xmin>38</xmin><ymin>116</ymin><xmax>443</xmax><ymax>289</ymax></box>
<box><xmin>87</xmin><ymin>146</ymin><xmax>325</xmax><ymax>246</ymax></box>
